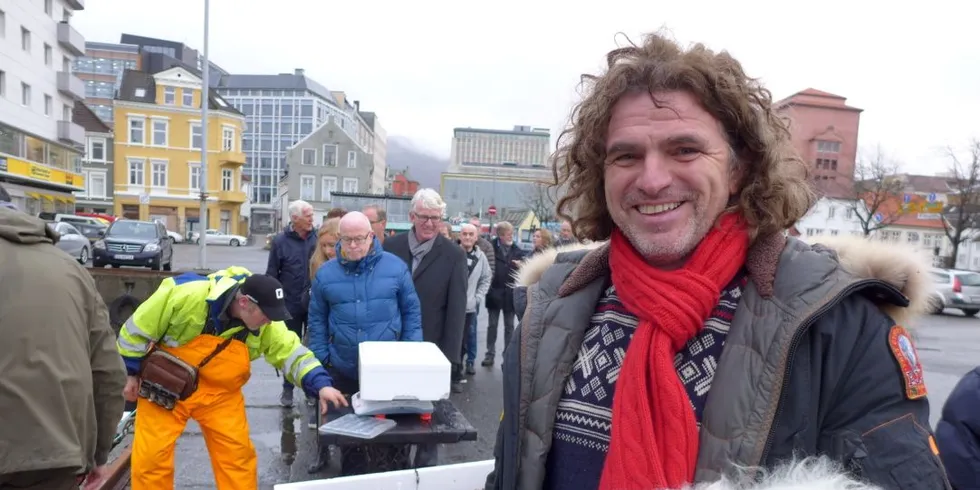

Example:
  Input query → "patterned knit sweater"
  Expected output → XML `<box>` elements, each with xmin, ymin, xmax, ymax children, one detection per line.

<box><xmin>543</xmin><ymin>270</ymin><xmax>748</xmax><ymax>489</ymax></box>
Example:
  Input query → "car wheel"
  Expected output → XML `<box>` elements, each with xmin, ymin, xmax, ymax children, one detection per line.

<box><xmin>962</xmin><ymin>309</ymin><xmax>978</xmax><ymax>317</ymax></box>
<box><xmin>78</xmin><ymin>246</ymin><xmax>89</xmax><ymax>264</ymax></box>
<box><xmin>230</xmin><ymin>239</ymin><xmax>240</xmax><ymax>247</ymax></box>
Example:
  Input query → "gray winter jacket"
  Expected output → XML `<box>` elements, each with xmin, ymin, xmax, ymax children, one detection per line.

<box><xmin>465</xmin><ymin>246</ymin><xmax>492</xmax><ymax>313</ymax></box>
<box><xmin>486</xmin><ymin>233</ymin><xmax>949</xmax><ymax>489</ymax></box>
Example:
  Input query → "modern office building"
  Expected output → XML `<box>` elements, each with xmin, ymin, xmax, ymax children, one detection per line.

<box><xmin>74</xmin><ymin>34</ymin><xmax>228</xmax><ymax>125</ymax></box>
<box><xmin>441</xmin><ymin>125</ymin><xmax>553</xmax><ymax>218</ymax></box>
<box><xmin>0</xmin><ymin>0</ymin><xmax>88</xmax><ymax>213</ymax></box>
<box><xmin>213</xmin><ymin>69</ymin><xmax>384</xmax><ymax>232</ymax></box>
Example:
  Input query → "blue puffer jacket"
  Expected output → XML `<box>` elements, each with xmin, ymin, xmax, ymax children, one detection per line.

<box><xmin>307</xmin><ymin>237</ymin><xmax>423</xmax><ymax>382</ymax></box>
<box><xmin>935</xmin><ymin>366</ymin><xmax>980</xmax><ymax>490</ymax></box>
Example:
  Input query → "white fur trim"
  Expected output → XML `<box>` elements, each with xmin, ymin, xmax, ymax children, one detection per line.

<box><xmin>513</xmin><ymin>241</ymin><xmax>605</xmax><ymax>287</ymax></box>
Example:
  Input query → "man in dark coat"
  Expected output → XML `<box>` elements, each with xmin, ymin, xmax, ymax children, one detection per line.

<box><xmin>384</xmin><ymin>188</ymin><xmax>468</xmax><ymax>467</ymax></box>
<box><xmin>482</xmin><ymin>220</ymin><xmax>526</xmax><ymax>367</ymax></box>
<box><xmin>266</xmin><ymin>199</ymin><xmax>317</xmax><ymax>409</ymax></box>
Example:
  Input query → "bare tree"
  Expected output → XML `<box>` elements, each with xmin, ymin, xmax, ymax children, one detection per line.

<box><xmin>847</xmin><ymin>145</ymin><xmax>906</xmax><ymax>236</ymax></box>
<box><xmin>941</xmin><ymin>139</ymin><xmax>980</xmax><ymax>264</ymax></box>
<box><xmin>519</xmin><ymin>181</ymin><xmax>557</xmax><ymax>224</ymax></box>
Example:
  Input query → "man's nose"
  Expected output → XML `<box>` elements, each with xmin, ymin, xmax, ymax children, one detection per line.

<box><xmin>634</xmin><ymin>152</ymin><xmax>673</xmax><ymax>195</ymax></box>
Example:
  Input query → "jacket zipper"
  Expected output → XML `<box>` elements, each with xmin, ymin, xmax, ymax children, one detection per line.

<box><xmin>757</xmin><ymin>278</ymin><xmax>898</xmax><ymax>465</ymax></box>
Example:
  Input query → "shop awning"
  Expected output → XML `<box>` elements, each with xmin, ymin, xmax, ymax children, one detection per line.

<box><xmin>41</xmin><ymin>195</ymin><xmax>54</xmax><ymax>202</ymax></box>
<box><xmin>26</xmin><ymin>192</ymin><xmax>41</xmax><ymax>199</ymax></box>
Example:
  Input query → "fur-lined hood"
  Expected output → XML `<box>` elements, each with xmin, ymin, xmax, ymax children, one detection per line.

<box><xmin>514</xmin><ymin>234</ymin><xmax>935</xmax><ymax>326</ymax></box>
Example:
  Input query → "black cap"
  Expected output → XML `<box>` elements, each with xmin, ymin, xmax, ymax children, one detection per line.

<box><xmin>240</xmin><ymin>274</ymin><xmax>292</xmax><ymax>322</ymax></box>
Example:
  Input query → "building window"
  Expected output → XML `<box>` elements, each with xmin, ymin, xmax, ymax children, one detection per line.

<box><xmin>347</xmin><ymin>151</ymin><xmax>357</xmax><ymax>168</ymax></box>
<box><xmin>43</xmin><ymin>94</ymin><xmax>52</xmax><ymax>116</ymax></box>
<box><xmin>189</xmin><ymin>164</ymin><xmax>201</xmax><ymax>191</ymax></box>
<box><xmin>816</xmin><ymin>158</ymin><xmax>838</xmax><ymax>171</ymax></box>
<box><xmin>343</xmin><ymin>178</ymin><xmax>358</xmax><ymax>193</ymax></box>
<box><xmin>152</xmin><ymin>119</ymin><xmax>168</xmax><ymax>146</ymax></box>
<box><xmin>846</xmin><ymin>208</ymin><xmax>854</xmax><ymax>219</ymax></box>
<box><xmin>221</xmin><ymin>169</ymin><xmax>233</xmax><ymax>191</ymax></box>
<box><xmin>190</xmin><ymin>123</ymin><xmax>202</xmax><ymax>149</ymax></box>
<box><xmin>827</xmin><ymin>206</ymin><xmax>835</xmax><ymax>219</ymax></box>
<box><xmin>323</xmin><ymin>145</ymin><xmax>337</xmax><ymax>166</ymax></box>
<box><xmin>163</xmin><ymin>87</ymin><xmax>176</xmax><ymax>105</ymax></box>
<box><xmin>830</xmin><ymin>230</ymin><xmax>839</xmax><ymax>236</ymax></box>
<box><xmin>44</xmin><ymin>44</ymin><xmax>52</xmax><ymax>66</ymax></box>
<box><xmin>128</xmin><ymin>117</ymin><xmax>145</xmax><ymax>144</ymax></box>
<box><xmin>87</xmin><ymin>138</ymin><xmax>106</xmax><ymax>162</ymax></box>
<box><xmin>0</xmin><ymin>9</ymin><xmax>5</xmax><ymax>39</ymax></box>
<box><xmin>182</xmin><ymin>89</ymin><xmax>193</xmax><ymax>107</ymax></box>
<box><xmin>87</xmin><ymin>172</ymin><xmax>106</xmax><ymax>198</ymax></box>
<box><xmin>222</xmin><ymin>127</ymin><xmax>234</xmax><ymax>151</ymax></box>
<box><xmin>20</xmin><ymin>27</ymin><xmax>29</xmax><ymax>52</ymax></box>
<box><xmin>907</xmin><ymin>232</ymin><xmax>920</xmax><ymax>244</ymax></box>
<box><xmin>62</xmin><ymin>56</ymin><xmax>69</xmax><ymax>73</ymax></box>
<box><xmin>300</xmin><ymin>175</ymin><xmax>315</xmax><ymax>201</ymax></box>
<box><xmin>816</xmin><ymin>140</ymin><xmax>842</xmax><ymax>153</ymax></box>
<box><xmin>128</xmin><ymin>158</ymin><xmax>145</xmax><ymax>185</ymax></box>
<box><xmin>20</xmin><ymin>82</ymin><xmax>30</xmax><ymax>106</ymax></box>
<box><xmin>150</xmin><ymin>160</ymin><xmax>167</xmax><ymax>188</ymax></box>
<box><xmin>62</xmin><ymin>104</ymin><xmax>70</xmax><ymax>121</ymax></box>
<box><xmin>44</xmin><ymin>0</ymin><xmax>53</xmax><ymax>15</ymax></box>
<box><xmin>322</xmin><ymin>176</ymin><xmax>337</xmax><ymax>201</ymax></box>
<box><xmin>301</xmin><ymin>148</ymin><xmax>316</xmax><ymax>166</ymax></box>
<box><xmin>0</xmin><ymin>70</ymin><xmax>5</xmax><ymax>97</ymax></box>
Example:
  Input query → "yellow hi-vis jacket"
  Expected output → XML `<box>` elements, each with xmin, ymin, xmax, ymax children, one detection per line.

<box><xmin>116</xmin><ymin>266</ymin><xmax>325</xmax><ymax>392</ymax></box>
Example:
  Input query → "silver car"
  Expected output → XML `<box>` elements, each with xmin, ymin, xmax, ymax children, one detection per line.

<box><xmin>49</xmin><ymin>221</ymin><xmax>91</xmax><ymax>264</ymax></box>
<box><xmin>929</xmin><ymin>267</ymin><xmax>980</xmax><ymax>317</ymax></box>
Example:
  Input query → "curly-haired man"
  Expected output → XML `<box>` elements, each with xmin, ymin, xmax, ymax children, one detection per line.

<box><xmin>485</xmin><ymin>32</ymin><xmax>946</xmax><ymax>490</ymax></box>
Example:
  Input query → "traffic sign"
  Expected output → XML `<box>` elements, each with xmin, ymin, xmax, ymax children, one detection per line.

<box><xmin>488</xmin><ymin>205</ymin><xmax>497</xmax><ymax>216</ymax></box>
<box><xmin>928</xmin><ymin>192</ymin><xmax>937</xmax><ymax>202</ymax></box>
<box><xmin>903</xmin><ymin>194</ymin><xmax>911</xmax><ymax>204</ymax></box>
<box><xmin>139</xmin><ymin>193</ymin><xmax>150</xmax><ymax>205</ymax></box>
<box><xmin>874</xmin><ymin>213</ymin><xmax>883</xmax><ymax>222</ymax></box>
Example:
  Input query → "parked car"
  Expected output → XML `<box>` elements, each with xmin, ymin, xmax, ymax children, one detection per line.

<box><xmin>92</xmin><ymin>219</ymin><xmax>174</xmax><ymax>271</ymax></box>
<box><xmin>166</xmin><ymin>230</ymin><xmax>185</xmax><ymax>243</ymax></box>
<box><xmin>929</xmin><ymin>267</ymin><xmax>980</xmax><ymax>316</ymax></box>
<box><xmin>75</xmin><ymin>223</ymin><xmax>108</xmax><ymax>245</ymax></box>
<box><xmin>48</xmin><ymin>221</ymin><xmax>91</xmax><ymax>264</ymax></box>
<box><xmin>190</xmin><ymin>229</ymin><xmax>247</xmax><ymax>247</ymax></box>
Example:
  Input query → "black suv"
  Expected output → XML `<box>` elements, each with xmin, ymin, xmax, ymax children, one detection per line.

<box><xmin>93</xmin><ymin>219</ymin><xmax>174</xmax><ymax>270</ymax></box>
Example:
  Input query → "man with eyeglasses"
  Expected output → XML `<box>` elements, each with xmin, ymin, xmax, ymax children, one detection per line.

<box><xmin>363</xmin><ymin>204</ymin><xmax>388</xmax><ymax>244</ymax></box>
<box><xmin>307</xmin><ymin>211</ymin><xmax>422</xmax><ymax>472</ymax></box>
<box><xmin>384</xmin><ymin>188</ymin><xmax>468</xmax><ymax>467</ymax></box>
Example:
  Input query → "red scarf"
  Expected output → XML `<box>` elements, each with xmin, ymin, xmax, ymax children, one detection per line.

<box><xmin>599</xmin><ymin>212</ymin><xmax>750</xmax><ymax>490</ymax></box>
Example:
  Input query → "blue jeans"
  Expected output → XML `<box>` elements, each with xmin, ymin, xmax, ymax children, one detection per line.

<box><xmin>463</xmin><ymin>311</ymin><xmax>478</xmax><ymax>367</ymax></box>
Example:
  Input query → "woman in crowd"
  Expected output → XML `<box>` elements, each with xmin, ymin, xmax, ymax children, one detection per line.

<box><xmin>309</xmin><ymin>218</ymin><xmax>340</xmax><ymax>279</ymax></box>
<box><xmin>531</xmin><ymin>228</ymin><xmax>554</xmax><ymax>255</ymax></box>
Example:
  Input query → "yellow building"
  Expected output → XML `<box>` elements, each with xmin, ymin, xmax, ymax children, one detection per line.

<box><xmin>112</xmin><ymin>65</ymin><xmax>246</xmax><ymax>236</ymax></box>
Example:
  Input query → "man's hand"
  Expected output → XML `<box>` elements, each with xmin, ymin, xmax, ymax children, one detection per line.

<box><xmin>318</xmin><ymin>386</ymin><xmax>348</xmax><ymax>415</ymax></box>
<box><xmin>82</xmin><ymin>465</ymin><xmax>110</xmax><ymax>490</ymax></box>
<box><xmin>123</xmin><ymin>375</ymin><xmax>139</xmax><ymax>402</ymax></box>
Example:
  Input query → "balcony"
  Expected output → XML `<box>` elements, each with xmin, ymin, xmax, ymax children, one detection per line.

<box><xmin>58</xmin><ymin>120</ymin><xmax>85</xmax><ymax>146</ymax></box>
<box><xmin>65</xmin><ymin>0</ymin><xmax>85</xmax><ymax>9</ymax></box>
<box><xmin>217</xmin><ymin>150</ymin><xmax>246</xmax><ymax>167</ymax></box>
<box><xmin>218</xmin><ymin>190</ymin><xmax>248</xmax><ymax>203</ymax></box>
<box><xmin>56</xmin><ymin>22</ymin><xmax>85</xmax><ymax>56</ymax></box>
<box><xmin>57</xmin><ymin>72</ymin><xmax>85</xmax><ymax>101</ymax></box>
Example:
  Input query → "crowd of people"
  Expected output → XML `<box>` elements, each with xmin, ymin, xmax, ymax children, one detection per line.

<box><xmin>6</xmin><ymin>28</ymin><xmax>980</xmax><ymax>490</ymax></box>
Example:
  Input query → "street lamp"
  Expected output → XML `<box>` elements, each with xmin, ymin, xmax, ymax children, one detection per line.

<box><xmin>197</xmin><ymin>0</ymin><xmax>211</xmax><ymax>270</ymax></box>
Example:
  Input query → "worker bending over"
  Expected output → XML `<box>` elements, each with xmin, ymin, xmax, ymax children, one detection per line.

<box><xmin>117</xmin><ymin>266</ymin><xmax>347</xmax><ymax>489</ymax></box>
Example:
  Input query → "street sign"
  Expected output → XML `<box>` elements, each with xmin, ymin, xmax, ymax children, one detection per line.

<box><xmin>928</xmin><ymin>192</ymin><xmax>937</xmax><ymax>202</ymax></box>
<box><xmin>488</xmin><ymin>205</ymin><xmax>497</xmax><ymax>216</ymax></box>
<box><xmin>139</xmin><ymin>193</ymin><xmax>150</xmax><ymax>205</ymax></box>
<box><xmin>903</xmin><ymin>194</ymin><xmax>911</xmax><ymax>204</ymax></box>
<box><xmin>874</xmin><ymin>213</ymin><xmax>883</xmax><ymax>222</ymax></box>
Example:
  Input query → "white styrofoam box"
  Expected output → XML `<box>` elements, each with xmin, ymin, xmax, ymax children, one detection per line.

<box><xmin>273</xmin><ymin>459</ymin><xmax>494</xmax><ymax>490</ymax></box>
<box><xmin>358</xmin><ymin>341</ymin><xmax>451</xmax><ymax>402</ymax></box>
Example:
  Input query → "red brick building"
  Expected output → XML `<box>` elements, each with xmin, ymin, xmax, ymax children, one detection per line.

<box><xmin>775</xmin><ymin>88</ymin><xmax>863</xmax><ymax>197</ymax></box>
<box><xmin>390</xmin><ymin>171</ymin><xmax>420</xmax><ymax>197</ymax></box>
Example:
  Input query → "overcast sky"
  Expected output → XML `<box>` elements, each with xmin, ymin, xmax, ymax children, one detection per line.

<box><xmin>75</xmin><ymin>0</ymin><xmax>980</xmax><ymax>175</ymax></box>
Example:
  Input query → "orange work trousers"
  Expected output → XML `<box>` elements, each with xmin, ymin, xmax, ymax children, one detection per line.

<box><xmin>131</xmin><ymin>334</ymin><xmax>256</xmax><ymax>490</ymax></box>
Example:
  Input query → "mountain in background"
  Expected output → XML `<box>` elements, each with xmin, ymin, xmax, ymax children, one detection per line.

<box><xmin>385</xmin><ymin>136</ymin><xmax>448</xmax><ymax>189</ymax></box>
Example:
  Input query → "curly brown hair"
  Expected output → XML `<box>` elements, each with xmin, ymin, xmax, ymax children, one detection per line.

<box><xmin>552</xmin><ymin>31</ymin><xmax>814</xmax><ymax>242</ymax></box>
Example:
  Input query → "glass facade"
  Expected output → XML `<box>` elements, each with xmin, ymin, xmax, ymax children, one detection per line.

<box><xmin>0</xmin><ymin>121</ymin><xmax>82</xmax><ymax>172</ymax></box>
<box><xmin>215</xmin><ymin>88</ymin><xmax>372</xmax><ymax>206</ymax></box>
<box><xmin>442</xmin><ymin>176</ymin><xmax>538</xmax><ymax>218</ymax></box>
<box><xmin>74</xmin><ymin>52</ymin><xmax>137</xmax><ymax>123</ymax></box>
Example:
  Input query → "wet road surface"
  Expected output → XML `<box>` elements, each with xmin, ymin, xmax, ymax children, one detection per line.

<box><xmin>117</xmin><ymin>242</ymin><xmax>978</xmax><ymax>488</ymax></box>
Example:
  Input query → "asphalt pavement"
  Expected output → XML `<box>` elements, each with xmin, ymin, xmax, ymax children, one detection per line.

<box><xmin>145</xmin><ymin>242</ymin><xmax>978</xmax><ymax>488</ymax></box>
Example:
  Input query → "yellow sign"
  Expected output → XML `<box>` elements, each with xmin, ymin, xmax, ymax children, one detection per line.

<box><xmin>902</xmin><ymin>202</ymin><xmax>944</xmax><ymax>213</ymax></box>
<box><xmin>0</xmin><ymin>156</ymin><xmax>84</xmax><ymax>188</ymax></box>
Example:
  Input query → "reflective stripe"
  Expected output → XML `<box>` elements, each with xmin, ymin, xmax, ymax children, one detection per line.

<box><xmin>292</xmin><ymin>357</ymin><xmax>320</xmax><ymax>382</ymax></box>
<box><xmin>283</xmin><ymin>349</ymin><xmax>306</xmax><ymax>377</ymax></box>
<box><xmin>121</xmin><ymin>317</ymin><xmax>154</xmax><ymax>339</ymax></box>
<box><xmin>162</xmin><ymin>337</ymin><xmax>181</xmax><ymax>348</ymax></box>
<box><xmin>116</xmin><ymin>335</ymin><xmax>147</xmax><ymax>353</ymax></box>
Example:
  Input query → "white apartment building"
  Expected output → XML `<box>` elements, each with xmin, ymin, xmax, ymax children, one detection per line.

<box><xmin>0</xmin><ymin>0</ymin><xmax>87</xmax><ymax>213</ymax></box>
<box><xmin>449</xmin><ymin>125</ymin><xmax>550</xmax><ymax>170</ymax></box>
<box><xmin>793</xmin><ymin>197</ymin><xmax>868</xmax><ymax>238</ymax></box>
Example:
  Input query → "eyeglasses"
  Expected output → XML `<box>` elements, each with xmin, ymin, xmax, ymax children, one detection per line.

<box><xmin>413</xmin><ymin>213</ymin><xmax>442</xmax><ymax>224</ymax></box>
<box><xmin>340</xmin><ymin>234</ymin><xmax>371</xmax><ymax>245</ymax></box>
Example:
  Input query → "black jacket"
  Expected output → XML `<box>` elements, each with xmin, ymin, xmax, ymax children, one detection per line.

<box><xmin>265</xmin><ymin>225</ymin><xmax>317</xmax><ymax>319</ymax></box>
<box><xmin>384</xmin><ymin>232</ymin><xmax>469</xmax><ymax>364</ymax></box>
<box><xmin>486</xmin><ymin>238</ymin><xmax>526</xmax><ymax>312</ymax></box>
<box><xmin>935</xmin><ymin>367</ymin><xmax>980</xmax><ymax>490</ymax></box>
